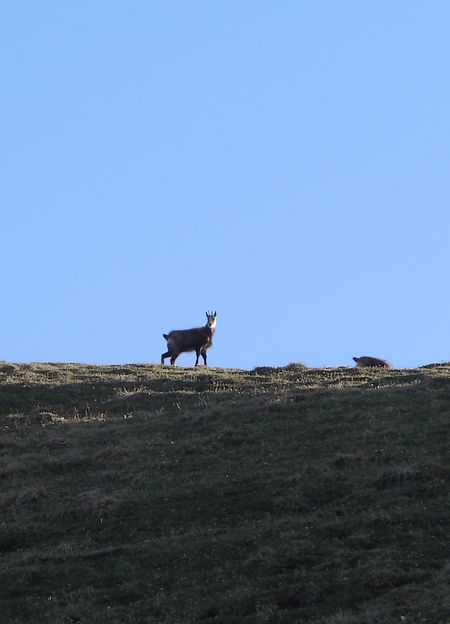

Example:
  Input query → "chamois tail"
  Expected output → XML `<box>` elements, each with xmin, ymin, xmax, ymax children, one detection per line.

<box><xmin>163</xmin><ymin>334</ymin><xmax>169</xmax><ymax>340</ymax></box>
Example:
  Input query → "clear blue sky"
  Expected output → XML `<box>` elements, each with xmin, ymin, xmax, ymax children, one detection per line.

<box><xmin>2</xmin><ymin>2</ymin><xmax>449</xmax><ymax>369</ymax></box>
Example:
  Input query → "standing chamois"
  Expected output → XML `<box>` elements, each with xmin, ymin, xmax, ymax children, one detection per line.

<box><xmin>161</xmin><ymin>311</ymin><xmax>217</xmax><ymax>366</ymax></box>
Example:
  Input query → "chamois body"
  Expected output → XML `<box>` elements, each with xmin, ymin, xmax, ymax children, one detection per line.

<box><xmin>353</xmin><ymin>356</ymin><xmax>391</xmax><ymax>368</ymax></box>
<box><xmin>161</xmin><ymin>311</ymin><xmax>217</xmax><ymax>366</ymax></box>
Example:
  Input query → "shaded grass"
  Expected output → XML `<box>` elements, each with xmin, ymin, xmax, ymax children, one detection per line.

<box><xmin>0</xmin><ymin>363</ymin><xmax>449</xmax><ymax>623</ymax></box>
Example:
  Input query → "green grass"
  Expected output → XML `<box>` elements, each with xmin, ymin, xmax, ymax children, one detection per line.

<box><xmin>0</xmin><ymin>362</ymin><xmax>449</xmax><ymax>623</ymax></box>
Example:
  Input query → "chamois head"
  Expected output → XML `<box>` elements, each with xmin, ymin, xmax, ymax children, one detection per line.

<box><xmin>206</xmin><ymin>311</ymin><xmax>217</xmax><ymax>331</ymax></box>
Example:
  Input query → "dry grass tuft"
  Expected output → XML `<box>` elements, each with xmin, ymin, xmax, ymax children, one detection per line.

<box><xmin>8</xmin><ymin>409</ymin><xmax>60</xmax><ymax>426</ymax></box>
<box><xmin>334</xmin><ymin>452</ymin><xmax>365</xmax><ymax>468</ymax></box>
<box><xmin>58</xmin><ymin>488</ymin><xmax>122</xmax><ymax>521</ymax></box>
<box><xmin>284</xmin><ymin>362</ymin><xmax>308</xmax><ymax>371</ymax></box>
<box><xmin>46</xmin><ymin>437</ymin><xmax>69</xmax><ymax>450</ymax></box>
<box><xmin>52</xmin><ymin>542</ymin><xmax>76</xmax><ymax>561</ymax></box>
<box><xmin>252</xmin><ymin>366</ymin><xmax>280</xmax><ymax>375</ymax></box>
<box><xmin>374</xmin><ymin>466</ymin><xmax>422</xmax><ymax>489</ymax></box>
<box><xmin>0</xmin><ymin>486</ymin><xmax>47</xmax><ymax>507</ymax></box>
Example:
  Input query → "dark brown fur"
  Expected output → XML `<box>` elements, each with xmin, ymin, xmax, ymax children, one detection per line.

<box><xmin>353</xmin><ymin>356</ymin><xmax>391</xmax><ymax>368</ymax></box>
<box><xmin>161</xmin><ymin>312</ymin><xmax>217</xmax><ymax>366</ymax></box>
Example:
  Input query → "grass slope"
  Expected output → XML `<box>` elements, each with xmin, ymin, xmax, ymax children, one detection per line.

<box><xmin>0</xmin><ymin>363</ymin><xmax>449</xmax><ymax>623</ymax></box>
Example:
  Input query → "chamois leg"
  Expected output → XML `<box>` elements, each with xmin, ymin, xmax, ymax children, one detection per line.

<box><xmin>194</xmin><ymin>349</ymin><xmax>201</xmax><ymax>366</ymax></box>
<box><xmin>170</xmin><ymin>353</ymin><xmax>178</xmax><ymax>365</ymax></box>
<box><xmin>161</xmin><ymin>351</ymin><xmax>171</xmax><ymax>365</ymax></box>
<box><xmin>201</xmin><ymin>347</ymin><xmax>207</xmax><ymax>366</ymax></box>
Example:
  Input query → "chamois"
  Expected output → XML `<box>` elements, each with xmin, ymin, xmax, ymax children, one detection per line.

<box><xmin>161</xmin><ymin>311</ymin><xmax>217</xmax><ymax>366</ymax></box>
<box><xmin>353</xmin><ymin>356</ymin><xmax>391</xmax><ymax>368</ymax></box>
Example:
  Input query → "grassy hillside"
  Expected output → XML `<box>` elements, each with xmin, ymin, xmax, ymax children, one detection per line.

<box><xmin>0</xmin><ymin>362</ymin><xmax>449</xmax><ymax>623</ymax></box>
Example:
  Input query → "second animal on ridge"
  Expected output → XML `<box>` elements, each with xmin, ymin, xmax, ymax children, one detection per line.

<box><xmin>353</xmin><ymin>356</ymin><xmax>391</xmax><ymax>368</ymax></box>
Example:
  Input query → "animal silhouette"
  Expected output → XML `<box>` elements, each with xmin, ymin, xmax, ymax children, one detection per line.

<box><xmin>353</xmin><ymin>356</ymin><xmax>391</xmax><ymax>368</ymax></box>
<box><xmin>161</xmin><ymin>311</ymin><xmax>217</xmax><ymax>366</ymax></box>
